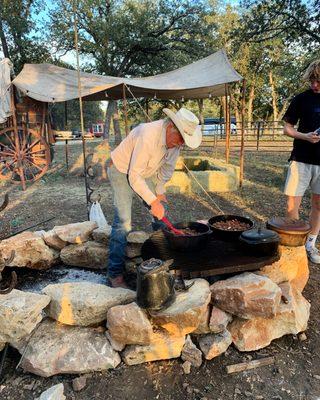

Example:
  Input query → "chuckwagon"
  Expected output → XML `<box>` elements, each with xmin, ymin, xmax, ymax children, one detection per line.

<box><xmin>0</xmin><ymin>92</ymin><xmax>54</xmax><ymax>190</ymax></box>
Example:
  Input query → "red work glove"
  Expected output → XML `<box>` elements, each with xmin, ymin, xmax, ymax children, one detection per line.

<box><xmin>150</xmin><ymin>198</ymin><xmax>165</xmax><ymax>220</ymax></box>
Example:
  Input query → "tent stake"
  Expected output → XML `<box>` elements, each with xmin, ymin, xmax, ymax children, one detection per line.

<box><xmin>240</xmin><ymin>79</ymin><xmax>246</xmax><ymax>187</ymax></box>
<box><xmin>123</xmin><ymin>84</ymin><xmax>129</xmax><ymax>136</ymax></box>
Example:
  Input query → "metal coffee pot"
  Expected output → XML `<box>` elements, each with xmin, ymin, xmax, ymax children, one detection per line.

<box><xmin>136</xmin><ymin>258</ymin><xmax>175</xmax><ymax>311</ymax></box>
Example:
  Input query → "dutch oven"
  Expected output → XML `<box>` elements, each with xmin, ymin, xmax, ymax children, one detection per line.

<box><xmin>239</xmin><ymin>227</ymin><xmax>280</xmax><ymax>257</ymax></box>
<box><xmin>162</xmin><ymin>221</ymin><xmax>211</xmax><ymax>251</ymax></box>
<box><xmin>208</xmin><ymin>214</ymin><xmax>254</xmax><ymax>241</ymax></box>
<box><xmin>266</xmin><ymin>217</ymin><xmax>311</xmax><ymax>247</ymax></box>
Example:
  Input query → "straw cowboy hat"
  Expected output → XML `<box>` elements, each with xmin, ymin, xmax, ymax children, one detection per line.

<box><xmin>163</xmin><ymin>107</ymin><xmax>202</xmax><ymax>149</ymax></box>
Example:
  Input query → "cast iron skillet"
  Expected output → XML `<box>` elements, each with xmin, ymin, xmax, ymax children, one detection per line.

<box><xmin>162</xmin><ymin>221</ymin><xmax>211</xmax><ymax>251</ymax></box>
<box><xmin>208</xmin><ymin>214</ymin><xmax>254</xmax><ymax>241</ymax></box>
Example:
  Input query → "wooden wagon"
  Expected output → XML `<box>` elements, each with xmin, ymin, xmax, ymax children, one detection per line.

<box><xmin>0</xmin><ymin>91</ymin><xmax>55</xmax><ymax>190</ymax></box>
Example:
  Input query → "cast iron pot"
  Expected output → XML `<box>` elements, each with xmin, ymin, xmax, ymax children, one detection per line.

<box><xmin>208</xmin><ymin>214</ymin><xmax>254</xmax><ymax>241</ymax></box>
<box><xmin>239</xmin><ymin>227</ymin><xmax>280</xmax><ymax>257</ymax></box>
<box><xmin>162</xmin><ymin>221</ymin><xmax>211</xmax><ymax>251</ymax></box>
<box><xmin>266</xmin><ymin>217</ymin><xmax>311</xmax><ymax>247</ymax></box>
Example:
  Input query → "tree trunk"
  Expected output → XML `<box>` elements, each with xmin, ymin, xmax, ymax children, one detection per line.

<box><xmin>104</xmin><ymin>100</ymin><xmax>113</xmax><ymax>140</ymax></box>
<box><xmin>247</xmin><ymin>85</ymin><xmax>255</xmax><ymax>128</ymax></box>
<box><xmin>0</xmin><ymin>17</ymin><xmax>10</xmax><ymax>59</ymax></box>
<box><xmin>113</xmin><ymin>101</ymin><xmax>122</xmax><ymax>145</ymax></box>
<box><xmin>197</xmin><ymin>99</ymin><xmax>204</xmax><ymax>124</ymax></box>
<box><xmin>269</xmin><ymin>71</ymin><xmax>278</xmax><ymax>123</ymax></box>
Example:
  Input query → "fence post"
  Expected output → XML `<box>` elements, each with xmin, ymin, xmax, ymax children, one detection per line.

<box><xmin>256</xmin><ymin>121</ymin><xmax>261</xmax><ymax>151</ymax></box>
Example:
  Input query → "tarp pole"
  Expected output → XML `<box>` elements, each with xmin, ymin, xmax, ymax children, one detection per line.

<box><xmin>240</xmin><ymin>79</ymin><xmax>246</xmax><ymax>187</ymax></box>
<box><xmin>122</xmin><ymin>84</ymin><xmax>129</xmax><ymax>136</ymax></box>
<box><xmin>224</xmin><ymin>84</ymin><xmax>230</xmax><ymax>163</ymax></box>
<box><xmin>73</xmin><ymin>5</ymin><xmax>90</xmax><ymax>218</ymax></box>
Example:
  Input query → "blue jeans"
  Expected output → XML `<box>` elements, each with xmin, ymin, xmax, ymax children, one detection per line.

<box><xmin>107</xmin><ymin>165</ymin><xmax>167</xmax><ymax>278</ymax></box>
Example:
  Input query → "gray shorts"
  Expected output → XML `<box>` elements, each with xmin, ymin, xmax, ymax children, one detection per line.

<box><xmin>284</xmin><ymin>161</ymin><xmax>320</xmax><ymax>196</ymax></box>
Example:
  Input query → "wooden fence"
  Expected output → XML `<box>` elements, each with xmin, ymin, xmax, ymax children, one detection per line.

<box><xmin>197</xmin><ymin>121</ymin><xmax>293</xmax><ymax>153</ymax></box>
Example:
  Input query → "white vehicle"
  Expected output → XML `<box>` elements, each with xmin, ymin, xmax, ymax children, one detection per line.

<box><xmin>201</xmin><ymin>118</ymin><xmax>237</xmax><ymax>135</ymax></box>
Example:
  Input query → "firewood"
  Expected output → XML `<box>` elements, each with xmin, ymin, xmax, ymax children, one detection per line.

<box><xmin>226</xmin><ymin>356</ymin><xmax>275</xmax><ymax>374</ymax></box>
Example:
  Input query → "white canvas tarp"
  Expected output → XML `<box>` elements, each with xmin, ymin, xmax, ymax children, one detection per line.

<box><xmin>12</xmin><ymin>49</ymin><xmax>242</xmax><ymax>102</ymax></box>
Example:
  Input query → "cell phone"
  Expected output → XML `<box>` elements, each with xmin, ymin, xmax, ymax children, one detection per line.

<box><xmin>316</xmin><ymin>127</ymin><xmax>320</xmax><ymax>136</ymax></box>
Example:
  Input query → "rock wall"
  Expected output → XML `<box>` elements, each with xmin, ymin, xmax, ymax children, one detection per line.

<box><xmin>0</xmin><ymin>222</ymin><xmax>311</xmax><ymax>377</ymax></box>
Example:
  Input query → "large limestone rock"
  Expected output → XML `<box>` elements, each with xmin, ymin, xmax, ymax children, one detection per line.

<box><xmin>209</xmin><ymin>306</ymin><xmax>233</xmax><ymax>333</ymax></box>
<box><xmin>0</xmin><ymin>289</ymin><xmax>50</xmax><ymax>343</ymax></box>
<box><xmin>39</xmin><ymin>383</ymin><xmax>66</xmax><ymax>400</ymax></box>
<box><xmin>198</xmin><ymin>330</ymin><xmax>232</xmax><ymax>360</ymax></box>
<box><xmin>210</xmin><ymin>272</ymin><xmax>282</xmax><ymax>319</ymax></box>
<box><xmin>229</xmin><ymin>282</ymin><xmax>310</xmax><ymax>351</ymax></box>
<box><xmin>60</xmin><ymin>241</ymin><xmax>107</xmax><ymax>269</ymax></box>
<box><xmin>150</xmin><ymin>279</ymin><xmax>211</xmax><ymax>336</ymax></box>
<box><xmin>42</xmin><ymin>282</ymin><xmax>136</xmax><ymax>326</ymax></box>
<box><xmin>107</xmin><ymin>302</ymin><xmax>153</xmax><ymax>345</ymax></box>
<box><xmin>0</xmin><ymin>232</ymin><xmax>59</xmax><ymax>269</ymax></box>
<box><xmin>53</xmin><ymin>221</ymin><xmax>97</xmax><ymax>244</ymax></box>
<box><xmin>193</xmin><ymin>305</ymin><xmax>211</xmax><ymax>334</ymax></box>
<box><xmin>257</xmin><ymin>245</ymin><xmax>309</xmax><ymax>292</ymax></box>
<box><xmin>43</xmin><ymin>230</ymin><xmax>67</xmax><ymax>250</ymax></box>
<box><xmin>122</xmin><ymin>329</ymin><xmax>185</xmax><ymax>365</ymax></box>
<box><xmin>12</xmin><ymin>319</ymin><xmax>121</xmax><ymax>377</ymax></box>
<box><xmin>127</xmin><ymin>231</ymin><xmax>150</xmax><ymax>244</ymax></box>
<box><xmin>181</xmin><ymin>335</ymin><xmax>202</xmax><ymax>367</ymax></box>
<box><xmin>92</xmin><ymin>227</ymin><xmax>111</xmax><ymax>245</ymax></box>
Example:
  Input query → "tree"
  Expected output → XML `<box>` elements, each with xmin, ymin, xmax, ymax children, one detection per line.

<box><xmin>50</xmin><ymin>100</ymin><xmax>104</xmax><ymax>131</ymax></box>
<box><xmin>0</xmin><ymin>0</ymin><xmax>51</xmax><ymax>73</ymax></box>
<box><xmin>239</xmin><ymin>0</ymin><xmax>320</xmax><ymax>52</ymax></box>
<box><xmin>49</xmin><ymin>0</ymin><xmax>217</xmax><ymax>143</ymax></box>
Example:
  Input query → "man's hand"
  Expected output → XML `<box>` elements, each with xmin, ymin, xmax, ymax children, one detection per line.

<box><xmin>156</xmin><ymin>194</ymin><xmax>168</xmax><ymax>203</ymax></box>
<box><xmin>150</xmin><ymin>198</ymin><xmax>165</xmax><ymax>220</ymax></box>
<box><xmin>304</xmin><ymin>132</ymin><xmax>320</xmax><ymax>143</ymax></box>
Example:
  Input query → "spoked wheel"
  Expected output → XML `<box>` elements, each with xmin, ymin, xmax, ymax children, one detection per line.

<box><xmin>0</xmin><ymin>126</ymin><xmax>51</xmax><ymax>189</ymax></box>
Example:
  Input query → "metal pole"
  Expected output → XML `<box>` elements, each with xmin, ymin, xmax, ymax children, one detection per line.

<box><xmin>65</xmin><ymin>139</ymin><xmax>69</xmax><ymax>171</ymax></box>
<box><xmin>73</xmin><ymin>6</ymin><xmax>90</xmax><ymax>218</ymax></box>
<box><xmin>224</xmin><ymin>84</ymin><xmax>230</xmax><ymax>164</ymax></box>
<box><xmin>240</xmin><ymin>80</ymin><xmax>246</xmax><ymax>188</ymax></box>
<box><xmin>122</xmin><ymin>84</ymin><xmax>129</xmax><ymax>136</ymax></box>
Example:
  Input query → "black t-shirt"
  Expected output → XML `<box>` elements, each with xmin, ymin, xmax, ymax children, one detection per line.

<box><xmin>283</xmin><ymin>89</ymin><xmax>320</xmax><ymax>165</ymax></box>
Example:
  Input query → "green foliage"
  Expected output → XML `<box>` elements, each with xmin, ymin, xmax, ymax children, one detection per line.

<box><xmin>49</xmin><ymin>0</ymin><xmax>217</xmax><ymax>76</ymax></box>
<box><xmin>50</xmin><ymin>100</ymin><xmax>104</xmax><ymax>130</ymax></box>
<box><xmin>0</xmin><ymin>0</ymin><xmax>51</xmax><ymax>72</ymax></box>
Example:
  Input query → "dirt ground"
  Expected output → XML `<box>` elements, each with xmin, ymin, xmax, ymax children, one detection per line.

<box><xmin>0</xmin><ymin>140</ymin><xmax>319</xmax><ymax>400</ymax></box>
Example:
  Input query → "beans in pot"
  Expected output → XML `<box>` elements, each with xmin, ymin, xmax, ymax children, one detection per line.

<box><xmin>212</xmin><ymin>219</ymin><xmax>251</xmax><ymax>231</ymax></box>
<box><xmin>176</xmin><ymin>228</ymin><xmax>200</xmax><ymax>236</ymax></box>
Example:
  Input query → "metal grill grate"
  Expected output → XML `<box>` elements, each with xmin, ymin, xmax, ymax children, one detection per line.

<box><xmin>141</xmin><ymin>231</ymin><xmax>280</xmax><ymax>279</ymax></box>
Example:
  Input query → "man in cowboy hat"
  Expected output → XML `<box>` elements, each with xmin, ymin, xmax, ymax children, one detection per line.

<box><xmin>107</xmin><ymin>107</ymin><xmax>202</xmax><ymax>288</ymax></box>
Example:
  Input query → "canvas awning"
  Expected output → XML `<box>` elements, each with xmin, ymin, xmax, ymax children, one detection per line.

<box><xmin>12</xmin><ymin>49</ymin><xmax>242</xmax><ymax>103</ymax></box>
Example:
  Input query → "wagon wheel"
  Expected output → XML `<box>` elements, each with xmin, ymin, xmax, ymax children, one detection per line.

<box><xmin>0</xmin><ymin>126</ymin><xmax>51</xmax><ymax>187</ymax></box>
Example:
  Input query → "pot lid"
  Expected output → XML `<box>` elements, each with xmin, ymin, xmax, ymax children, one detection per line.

<box><xmin>240</xmin><ymin>228</ymin><xmax>279</xmax><ymax>244</ymax></box>
<box><xmin>267</xmin><ymin>217</ymin><xmax>311</xmax><ymax>234</ymax></box>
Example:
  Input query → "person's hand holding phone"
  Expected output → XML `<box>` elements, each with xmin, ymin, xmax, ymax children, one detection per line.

<box><xmin>305</xmin><ymin>130</ymin><xmax>320</xmax><ymax>143</ymax></box>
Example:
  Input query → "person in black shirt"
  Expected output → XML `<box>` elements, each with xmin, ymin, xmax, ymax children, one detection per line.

<box><xmin>283</xmin><ymin>59</ymin><xmax>320</xmax><ymax>263</ymax></box>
